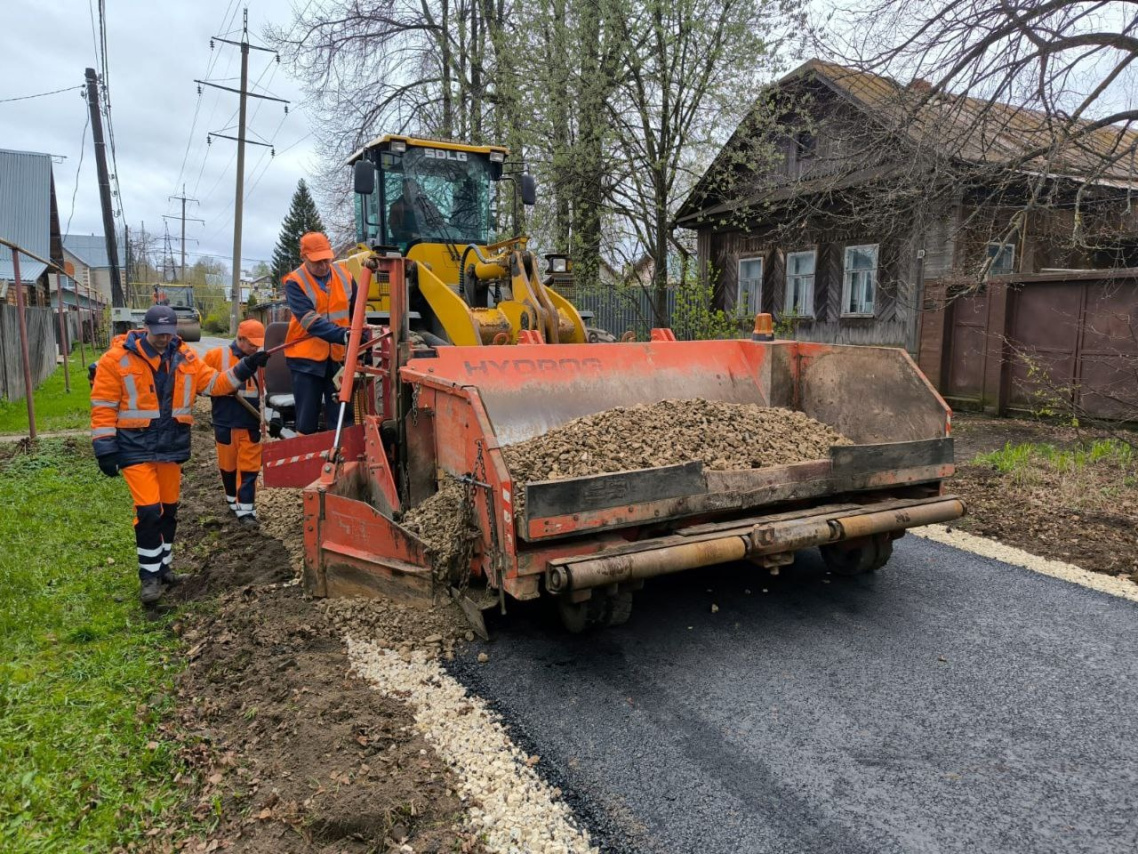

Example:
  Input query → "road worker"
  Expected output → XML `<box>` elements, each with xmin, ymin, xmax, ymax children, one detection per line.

<box><xmin>203</xmin><ymin>319</ymin><xmax>266</xmax><ymax>527</ymax></box>
<box><xmin>90</xmin><ymin>304</ymin><xmax>271</xmax><ymax>606</ymax></box>
<box><xmin>282</xmin><ymin>231</ymin><xmax>360</xmax><ymax>434</ymax></box>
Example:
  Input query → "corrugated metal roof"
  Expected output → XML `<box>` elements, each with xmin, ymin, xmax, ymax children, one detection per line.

<box><xmin>63</xmin><ymin>233</ymin><xmax>124</xmax><ymax>269</ymax></box>
<box><xmin>0</xmin><ymin>149</ymin><xmax>53</xmax><ymax>282</ymax></box>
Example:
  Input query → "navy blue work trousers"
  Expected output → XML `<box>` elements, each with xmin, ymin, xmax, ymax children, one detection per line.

<box><xmin>290</xmin><ymin>362</ymin><xmax>353</xmax><ymax>435</ymax></box>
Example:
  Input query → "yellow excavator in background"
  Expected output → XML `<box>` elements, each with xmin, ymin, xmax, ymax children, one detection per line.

<box><xmin>341</xmin><ymin>135</ymin><xmax>586</xmax><ymax>346</ymax></box>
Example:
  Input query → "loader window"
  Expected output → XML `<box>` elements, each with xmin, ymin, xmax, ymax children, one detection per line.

<box><xmin>381</xmin><ymin>147</ymin><xmax>493</xmax><ymax>251</ymax></box>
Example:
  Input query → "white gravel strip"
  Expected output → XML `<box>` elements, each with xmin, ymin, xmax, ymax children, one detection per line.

<box><xmin>912</xmin><ymin>524</ymin><xmax>1138</xmax><ymax>604</ymax></box>
<box><xmin>346</xmin><ymin>638</ymin><xmax>597</xmax><ymax>854</ymax></box>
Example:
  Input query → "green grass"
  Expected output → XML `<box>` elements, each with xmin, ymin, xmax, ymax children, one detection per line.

<box><xmin>0</xmin><ymin>440</ymin><xmax>185</xmax><ymax>852</ymax></box>
<box><xmin>0</xmin><ymin>361</ymin><xmax>91</xmax><ymax>435</ymax></box>
<box><xmin>975</xmin><ymin>438</ymin><xmax>1135</xmax><ymax>475</ymax></box>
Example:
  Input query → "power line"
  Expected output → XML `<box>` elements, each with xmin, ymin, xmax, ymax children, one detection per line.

<box><xmin>199</xmin><ymin>7</ymin><xmax>290</xmax><ymax>330</ymax></box>
<box><xmin>173</xmin><ymin>0</ymin><xmax>242</xmax><ymax>197</ymax></box>
<box><xmin>0</xmin><ymin>85</ymin><xmax>84</xmax><ymax>105</ymax></box>
<box><xmin>65</xmin><ymin>110</ymin><xmax>91</xmax><ymax>237</ymax></box>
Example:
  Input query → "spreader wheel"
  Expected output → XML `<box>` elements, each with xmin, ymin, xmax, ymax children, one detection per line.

<box><xmin>557</xmin><ymin>596</ymin><xmax>605</xmax><ymax>633</ymax></box>
<box><xmin>603</xmin><ymin>591</ymin><xmax>634</xmax><ymax>626</ymax></box>
<box><xmin>557</xmin><ymin>590</ymin><xmax>634</xmax><ymax>632</ymax></box>
<box><xmin>820</xmin><ymin>534</ymin><xmax>894</xmax><ymax>576</ymax></box>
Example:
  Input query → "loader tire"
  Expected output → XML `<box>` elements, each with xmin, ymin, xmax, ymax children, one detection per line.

<box><xmin>557</xmin><ymin>596</ymin><xmax>605</xmax><ymax>634</ymax></box>
<box><xmin>820</xmin><ymin>534</ymin><xmax>893</xmax><ymax>576</ymax></box>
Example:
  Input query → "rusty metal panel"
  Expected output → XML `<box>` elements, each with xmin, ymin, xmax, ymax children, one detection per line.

<box><xmin>795</xmin><ymin>343</ymin><xmax>949</xmax><ymax>443</ymax></box>
<box><xmin>1006</xmin><ymin>282</ymin><xmax>1083</xmax><ymax>412</ymax></box>
<box><xmin>946</xmin><ymin>289</ymin><xmax>990</xmax><ymax>400</ymax></box>
<box><xmin>831</xmin><ymin>438</ymin><xmax>954</xmax><ymax>475</ymax></box>
<box><xmin>525</xmin><ymin>462</ymin><xmax>705</xmax><ymax>519</ymax></box>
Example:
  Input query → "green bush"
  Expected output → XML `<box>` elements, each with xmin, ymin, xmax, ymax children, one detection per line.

<box><xmin>202</xmin><ymin>310</ymin><xmax>229</xmax><ymax>335</ymax></box>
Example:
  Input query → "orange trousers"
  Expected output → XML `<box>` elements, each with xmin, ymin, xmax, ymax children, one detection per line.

<box><xmin>121</xmin><ymin>462</ymin><xmax>182</xmax><ymax>578</ymax></box>
<box><xmin>215</xmin><ymin>427</ymin><xmax>262</xmax><ymax>517</ymax></box>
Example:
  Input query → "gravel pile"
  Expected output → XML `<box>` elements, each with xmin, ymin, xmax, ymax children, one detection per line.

<box><xmin>348</xmin><ymin>639</ymin><xmax>597</xmax><ymax>854</ymax></box>
<box><xmin>502</xmin><ymin>400</ymin><xmax>850</xmax><ymax>514</ymax></box>
<box><xmin>401</xmin><ymin>478</ymin><xmax>479</xmax><ymax>583</ymax></box>
<box><xmin>321</xmin><ymin>596</ymin><xmax>473</xmax><ymax>658</ymax></box>
<box><xmin>256</xmin><ymin>486</ymin><xmax>305</xmax><ymax>574</ymax></box>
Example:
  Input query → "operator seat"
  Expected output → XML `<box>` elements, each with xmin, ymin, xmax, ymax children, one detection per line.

<box><xmin>263</xmin><ymin>321</ymin><xmax>297</xmax><ymax>436</ymax></box>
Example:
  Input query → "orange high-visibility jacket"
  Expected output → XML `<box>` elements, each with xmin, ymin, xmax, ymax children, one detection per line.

<box><xmin>203</xmin><ymin>342</ymin><xmax>261</xmax><ymax>431</ymax></box>
<box><xmin>282</xmin><ymin>263</ymin><xmax>353</xmax><ymax>363</ymax></box>
<box><xmin>90</xmin><ymin>330</ymin><xmax>249</xmax><ymax>465</ymax></box>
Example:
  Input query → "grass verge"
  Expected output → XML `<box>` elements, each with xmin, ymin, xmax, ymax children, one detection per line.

<box><xmin>0</xmin><ymin>439</ymin><xmax>183</xmax><ymax>852</ymax></box>
<box><xmin>0</xmin><ymin>361</ymin><xmax>90</xmax><ymax>435</ymax></box>
<box><xmin>973</xmin><ymin>439</ymin><xmax>1137</xmax><ymax>510</ymax></box>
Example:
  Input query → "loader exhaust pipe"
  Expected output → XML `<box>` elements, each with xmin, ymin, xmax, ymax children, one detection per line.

<box><xmin>548</xmin><ymin>498</ymin><xmax>964</xmax><ymax>592</ymax></box>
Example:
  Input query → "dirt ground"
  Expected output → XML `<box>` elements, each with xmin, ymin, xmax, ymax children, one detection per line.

<box><xmin>949</xmin><ymin>414</ymin><xmax>1138</xmax><ymax>581</ymax></box>
<box><xmin>149</xmin><ymin>419</ymin><xmax>479</xmax><ymax>853</ymax></box>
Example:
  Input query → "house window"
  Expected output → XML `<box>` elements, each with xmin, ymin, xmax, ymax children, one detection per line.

<box><xmin>842</xmin><ymin>244</ymin><xmax>878</xmax><ymax>316</ymax></box>
<box><xmin>795</xmin><ymin>131</ymin><xmax>816</xmax><ymax>159</ymax></box>
<box><xmin>987</xmin><ymin>241</ymin><xmax>1016</xmax><ymax>275</ymax></box>
<box><xmin>737</xmin><ymin>257</ymin><xmax>763</xmax><ymax>317</ymax></box>
<box><xmin>785</xmin><ymin>250</ymin><xmax>816</xmax><ymax>317</ymax></box>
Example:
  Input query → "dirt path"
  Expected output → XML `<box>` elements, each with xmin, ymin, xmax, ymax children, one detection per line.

<box><xmin>159</xmin><ymin>420</ymin><xmax>479</xmax><ymax>853</ymax></box>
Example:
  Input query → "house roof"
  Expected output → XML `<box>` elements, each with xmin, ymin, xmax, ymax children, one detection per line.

<box><xmin>0</xmin><ymin>149</ymin><xmax>54</xmax><ymax>282</ymax></box>
<box><xmin>677</xmin><ymin>58</ymin><xmax>1138</xmax><ymax>226</ymax></box>
<box><xmin>63</xmin><ymin>233</ymin><xmax>123</xmax><ymax>269</ymax></box>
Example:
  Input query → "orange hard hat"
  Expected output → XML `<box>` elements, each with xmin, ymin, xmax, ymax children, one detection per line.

<box><xmin>237</xmin><ymin>318</ymin><xmax>265</xmax><ymax>347</ymax></box>
<box><xmin>299</xmin><ymin>232</ymin><xmax>334</xmax><ymax>261</ymax></box>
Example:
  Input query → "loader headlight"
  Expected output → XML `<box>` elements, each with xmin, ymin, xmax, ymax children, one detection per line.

<box><xmin>489</xmin><ymin>150</ymin><xmax>505</xmax><ymax>163</ymax></box>
<box><xmin>389</xmin><ymin>140</ymin><xmax>407</xmax><ymax>153</ymax></box>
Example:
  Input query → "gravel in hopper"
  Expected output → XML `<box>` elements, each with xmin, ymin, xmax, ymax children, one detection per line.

<box><xmin>502</xmin><ymin>400</ymin><xmax>851</xmax><ymax>513</ymax></box>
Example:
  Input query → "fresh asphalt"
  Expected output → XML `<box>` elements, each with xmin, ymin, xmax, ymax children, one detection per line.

<box><xmin>453</xmin><ymin>536</ymin><xmax>1138</xmax><ymax>853</ymax></box>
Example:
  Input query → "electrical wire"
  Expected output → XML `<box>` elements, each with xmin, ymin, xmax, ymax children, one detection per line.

<box><xmin>0</xmin><ymin>85</ymin><xmax>84</xmax><ymax>105</ymax></box>
<box><xmin>65</xmin><ymin>109</ymin><xmax>91</xmax><ymax>237</ymax></box>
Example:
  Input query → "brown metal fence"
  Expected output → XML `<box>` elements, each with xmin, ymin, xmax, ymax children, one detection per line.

<box><xmin>920</xmin><ymin>270</ymin><xmax>1138</xmax><ymax>421</ymax></box>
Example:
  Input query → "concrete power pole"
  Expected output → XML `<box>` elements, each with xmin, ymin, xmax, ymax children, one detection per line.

<box><xmin>231</xmin><ymin>31</ymin><xmax>249</xmax><ymax>334</ymax></box>
<box><xmin>85</xmin><ymin>67</ymin><xmax>127</xmax><ymax>332</ymax></box>
<box><xmin>197</xmin><ymin>9</ymin><xmax>288</xmax><ymax>334</ymax></box>
<box><xmin>165</xmin><ymin>185</ymin><xmax>202</xmax><ymax>282</ymax></box>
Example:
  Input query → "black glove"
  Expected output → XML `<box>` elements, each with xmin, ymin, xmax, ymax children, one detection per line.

<box><xmin>338</xmin><ymin>327</ymin><xmax>351</xmax><ymax>345</ymax></box>
<box><xmin>242</xmin><ymin>350</ymin><xmax>271</xmax><ymax>370</ymax></box>
<box><xmin>97</xmin><ymin>454</ymin><xmax>120</xmax><ymax>478</ymax></box>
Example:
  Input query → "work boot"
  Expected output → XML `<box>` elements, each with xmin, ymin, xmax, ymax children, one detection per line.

<box><xmin>237</xmin><ymin>514</ymin><xmax>260</xmax><ymax>528</ymax></box>
<box><xmin>139</xmin><ymin>575</ymin><xmax>164</xmax><ymax>606</ymax></box>
<box><xmin>159</xmin><ymin>569</ymin><xmax>186</xmax><ymax>587</ymax></box>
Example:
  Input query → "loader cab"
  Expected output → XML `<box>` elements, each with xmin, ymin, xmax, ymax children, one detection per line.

<box><xmin>350</xmin><ymin>136</ymin><xmax>507</xmax><ymax>260</ymax></box>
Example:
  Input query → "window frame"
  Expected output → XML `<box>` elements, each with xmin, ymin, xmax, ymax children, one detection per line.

<box><xmin>841</xmin><ymin>243</ymin><xmax>879</xmax><ymax>317</ymax></box>
<box><xmin>784</xmin><ymin>248</ymin><xmax>817</xmax><ymax>318</ymax></box>
<box><xmin>986</xmin><ymin>240</ymin><xmax>1016</xmax><ymax>275</ymax></box>
<box><xmin>737</xmin><ymin>256</ymin><xmax>764</xmax><ymax>318</ymax></box>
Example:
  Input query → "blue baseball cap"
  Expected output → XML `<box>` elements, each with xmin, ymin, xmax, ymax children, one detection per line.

<box><xmin>144</xmin><ymin>304</ymin><xmax>179</xmax><ymax>335</ymax></box>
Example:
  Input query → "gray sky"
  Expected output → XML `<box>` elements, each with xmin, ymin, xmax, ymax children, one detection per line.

<box><xmin>2</xmin><ymin>0</ymin><xmax>317</xmax><ymax>277</ymax></box>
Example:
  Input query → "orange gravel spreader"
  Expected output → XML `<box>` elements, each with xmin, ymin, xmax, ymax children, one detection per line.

<box><xmin>264</xmin><ymin>257</ymin><xmax>963</xmax><ymax>632</ymax></box>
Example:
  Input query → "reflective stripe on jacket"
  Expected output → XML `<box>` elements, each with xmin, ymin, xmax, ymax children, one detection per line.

<box><xmin>204</xmin><ymin>342</ymin><xmax>262</xmax><ymax>431</ymax></box>
<box><xmin>283</xmin><ymin>263</ymin><xmax>352</xmax><ymax>363</ymax></box>
<box><xmin>90</xmin><ymin>330</ymin><xmax>246</xmax><ymax>465</ymax></box>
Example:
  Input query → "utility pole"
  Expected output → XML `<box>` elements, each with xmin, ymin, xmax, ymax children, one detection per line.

<box><xmin>197</xmin><ymin>9</ymin><xmax>288</xmax><ymax>333</ymax></box>
<box><xmin>124</xmin><ymin>223</ymin><xmax>131</xmax><ymax>306</ymax></box>
<box><xmin>165</xmin><ymin>185</ymin><xmax>203</xmax><ymax>282</ymax></box>
<box><xmin>86</xmin><ymin>67</ymin><xmax>127</xmax><ymax>332</ymax></box>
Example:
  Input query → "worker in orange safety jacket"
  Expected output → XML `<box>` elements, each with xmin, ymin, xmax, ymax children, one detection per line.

<box><xmin>282</xmin><ymin>231</ymin><xmax>365</xmax><ymax>434</ymax></box>
<box><xmin>203</xmin><ymin>319</ymin><xmax>265</xmax><ymax>527</ymax></box>
<box><xmin>90</xmin><ymin>305</ymin><xmax>271</xmax><ymax>606</ymax></box>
